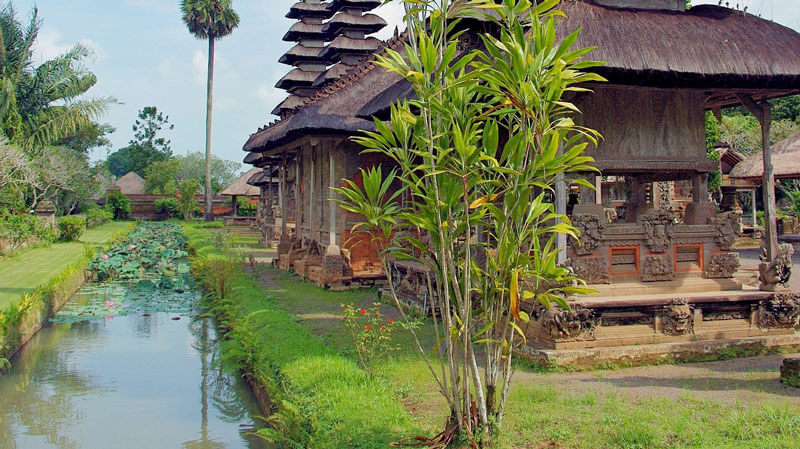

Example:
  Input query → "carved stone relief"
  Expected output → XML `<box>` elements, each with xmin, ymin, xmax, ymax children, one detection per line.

<box><xmin>571</xmin><ymin>214</ymin><xmax>606</xmax><ymax>256</ymax></box>
<box><xmin>642</xmin><ymin>254</ymin><xmax>674</xmax><ymax>282</ymax></box>
<box><xmin>713</xmin><ymin>210</ymin><xmax>743</xmax><ymax>251</ymax></box>
<box><xmin>759</xmin><ymin>293</ymin><xmax>800</xmax><ymax>329</ymax></box>
<box><xmin>569</xmin><ymin>256</ymin><xmax>611</xmax><ymax>284</ymax></box>
<box><xmin>535</xmin><ymin>304</ymin><xmax>600</xmax><ymax>342</ymax></box>
<box><xmin>640</xmin><ymin>210</ymin><xmax>675</xmax><ymax>253</ymax></box>
<box><xmin>663</xmin><ymin>298</ymin><xmax>694</xmax><ymax>336</ymax></box>
<box><xmin>759</xmin><ymin>243</ymin><xmax>795</xmax><ymax>290</ymax></box>
<box><xmin>705</xmin><ymin>253</ymin><xmax>741</xmax><ymax>279</ymax></box>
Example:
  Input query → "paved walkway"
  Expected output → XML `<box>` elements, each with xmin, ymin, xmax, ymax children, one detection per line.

<box><xmin>0</xmin><ymin>221</ymin><xmax>132</xmax><ymax>310</ymax></box>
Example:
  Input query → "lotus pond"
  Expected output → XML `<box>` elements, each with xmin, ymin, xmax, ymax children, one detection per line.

<box><xmin>0</xmin><ymin>223</ymin><xmax>272</xmax><ymax>449</ymax></box>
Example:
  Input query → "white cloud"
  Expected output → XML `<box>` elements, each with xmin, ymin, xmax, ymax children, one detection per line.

<box><xmin>192</xmin><ymin>49</ymin><xmax>208</xmax><ymax>86</ymax></box>
<box><xmin>33</xmin><ymin>26</ymin><xmax>108</xmax><ymax>65</ymax></box>
<box><xmin>374</xmin><ymin>2</ymin><xmax>407</xmax><ymax>40</ymax></box>
<box><xmin>257</xmin><ymin>83</ymin><xmax>285</xmax><ymax>111</ymax></box>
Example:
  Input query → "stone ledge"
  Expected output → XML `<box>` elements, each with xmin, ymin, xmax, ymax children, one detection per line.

<box><xmin>519</xmin><ymin>333</ymin><xmax>800</xmax><ymax>370</ymax></box>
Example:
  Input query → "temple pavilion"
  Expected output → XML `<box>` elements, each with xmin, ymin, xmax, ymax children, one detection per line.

<box><xmin>243</xmin><ymin>0</ymin><xmax>800</xmax><ymax>365</ymax></box>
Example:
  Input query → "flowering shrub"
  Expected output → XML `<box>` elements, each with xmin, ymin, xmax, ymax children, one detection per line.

<box><xmin>341</xmin><ymin>303</ymin><xmax>398</xmax><ymax>374</ymax></box>
<box><xmin>85</xmin><ymin>207</ymin><xmax>113</xmax><ymax>228</ymax></box>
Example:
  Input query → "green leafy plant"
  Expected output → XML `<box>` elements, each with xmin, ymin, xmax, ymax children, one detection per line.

<box><xmin>177</xmin><ymin>178</ymin><xmax>201</xmax><ymax>221</ymax></box>
<box><xmin>105</xmin><ymin>191</ymin><xmax>131</xmax><ymax>220</ymax></box>
<box><xmin>0</xmin><ymin>209</ymin><xmax>56</xmax><ymax>255</ymax></box>
<box><xmin>340</xmin><ymin>303</ymin><xmax>399</xmax><ymax>375</ymax></box>
<box><xmin>0</xmin><ymin>357</ymin><xmax>10</xmax><ymax>373</ymax></box>
<box><xmin>85</xmin><ymin>207</ymin><xmax>113</xmax><ymax>227</ymax></box>
<box><xmin>57</xmin><ymin>215</ymin><xmax>86</xmax><ymax>241</ymax></box>
<box><xmin>236</xmin><ymin>197</ymin><xmax>257</xmax><ymax>217</ymax></box>
<box><xmin>335</xmin><ymin>0</ymin><xmax>602</xmax><ymax>443</ymax></box>
<box><xmin>154</xmin><ymin>197</ymin><xmax>181</xmax><ymax>218</ymax></box>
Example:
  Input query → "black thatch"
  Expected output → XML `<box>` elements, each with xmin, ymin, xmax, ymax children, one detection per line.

<box><xmin>221</xmin><ymin>168</ymin><xmax>262</xmax><ymax>197</ymax></box>
<box><xmin>313</xmin><ymin>62</ymin><xmax>356</xmax><ymax>87</ymax></box>
<box><xmin>287</xmin><ymin>2</ymin><xmax>335</xmax><ymax>20</ymax></box>
<box><xmin>247</xmin><ymin>2</ymin><xmax>800</xmax><ymax>154</ymax></box>
<box><xmin>356</xmin><ymin>78</ymin><xmax>416</xmax><ymax>119</ymax></box>
<box><xmin>279</xmin><ymin>44</ymin><xmax>324</xmax><ymax>65</ymax></box>
<box><xmin>328</xmin><ymin>0</ymin><xmax>381</xmax><ymax>11</ymax></box>
<box><xmin>322</xmin><ymin>12</ymin><xmax>387</xmax><ymax>36</ymax></box>
<box><xmin>319</xmin><ymin>36</ymin><xmax>382</xmax><ymax>60</ymax></box>
<box><xmin>276</xmin><ymin>68</ymin><xmax>322</xmax><ymax>90</ymax></box>
<box><xmin>283</xmin><ymin>22</ymin><xmax>326</xmax><ymax>42</ymax></box>
<box><xmin>558</xmin><ymin>3</ymin><xmax>800</xmax><ymax>88</ymax></box>
<box><xmin>729</xmin><ymin>131</ymin><xmax>800</xmax><ymax>180</ymax></box>
<box><xmin>272</xmin><ymin>95</ymin><xmax>309</xmax><ymax>116</ymax></box>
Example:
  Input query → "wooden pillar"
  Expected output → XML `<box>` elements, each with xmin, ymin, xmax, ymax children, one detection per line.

<box><xmin>280</xmin><ymin>152</ymin><xmax>287</xmax><ymax>234</ymax></box>
<box><xmin>595</xmin><ymin>175</ymin><xmax>603</xmax><ymax>205</ymax></box>
<box><xmin>328</xmin><ymin>146</ymin><xmax>338</xmax><ymax>249</ymax></box>
<box><xmin>738</xmin><ymin>94</ymin><xmax>777</xmax><ymax>261</ymax></box>
<box><xmin>310</xmin><ymin>144</ymin><xmax>316</xmax><ymax>242</ymax></box>
<box><xmin>232</xmin><ymin>195</ymin><xmax>238</xmax><ymax>217</ymax></box>
<box><xmin>692</xmin><ymin>173</ymin><xmax>708</xmax><ymax>203</ymax></box>
<box><xmin>752</xmin><ymin>188</ymin><xmax>758</xmax><ymax>228</ymax></box>
<box><xmin>626</xmin><ymin>177</ymin><xmax>647</xmax><ymax>222</ymax></box>
<box><xmin>295</xmin><ymin>150</ymin><xmax>303</xmax><ymax>239</ymax></box>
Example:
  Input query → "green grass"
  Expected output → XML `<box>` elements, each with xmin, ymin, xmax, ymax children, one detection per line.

<box><xmin>0</xmin><ymin>221</ymin><xmax>133</xmax><ymax>310</ymax></box>
<box><xmin>184</xmin><ymin>222</ymin><xmax>800</xmax><ymax>449</ymax></box>
<box><xmin>184</xmin><ymin>223</ymin><xmax>420</xmax><ymax>449</ymax></box>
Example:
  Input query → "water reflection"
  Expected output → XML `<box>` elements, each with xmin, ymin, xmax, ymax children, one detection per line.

<box><xmin>0</xmin><ymin>291</ymin><xmax>270</xmax><ymax>449</ymax></box>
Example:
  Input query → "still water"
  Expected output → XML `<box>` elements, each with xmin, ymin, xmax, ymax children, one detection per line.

<box><xmin>0</xmin><ymin>292</ymin><xmax>271</xmax><ymax>449</ymax></box>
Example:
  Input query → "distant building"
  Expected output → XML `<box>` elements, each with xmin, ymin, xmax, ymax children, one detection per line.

<box><xmin>109</xmin><ymin>172</ymin><xmax>145</xmax><ymax>195</ymax></box>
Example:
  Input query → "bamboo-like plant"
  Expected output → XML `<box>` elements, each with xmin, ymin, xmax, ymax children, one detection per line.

<box><xmin>335</xmin><ymin>0</ymin><xmax>604</xmax><ymax>445</ymax></box>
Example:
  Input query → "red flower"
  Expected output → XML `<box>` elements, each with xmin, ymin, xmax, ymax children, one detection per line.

<box><xmin>360</xmin><ymin>309</ymin><xmax>366</xmax><ymax>315</ymax></box>
<box><xmin>364</xmin><ymin>324</ymin><xmax>371</xmax><ymax>332</ymax></box>
<box><xmin>374</xmin><ymin>312</ymin><xmax>381</xmax><ymax>318</ymax></box>
<box><xmin>388</xmin><ymin>318</ymin><xmax>394</xmax><ymax>324</ymax></box>
<box><xmin>380</xmin><ymin>325</ymin><xmax>386</xmax><ymax>331</ymax></box>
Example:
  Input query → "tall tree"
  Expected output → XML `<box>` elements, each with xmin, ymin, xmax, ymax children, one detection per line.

<box><xmin>106</xmin><ymin>106</ymin><xmax>173</xmax><ymax>176</ymax></box>
<box><xmin>181</xmin><ymin>0</ymin><xmax>240</xmax><ymax>220</ymax></box>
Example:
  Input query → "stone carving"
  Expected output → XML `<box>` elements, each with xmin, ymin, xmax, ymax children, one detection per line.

<box><xmin>535</xmin><ymin>304</ymin><xmax>599</xmax><ymax>342</ymax></box>
<box><xmin>569</xmin><ymin>256</ymin><xmax>611</xmax><ymax>284</ymax></box>
<box><xmin>572</xmin><ymin>214</ymin><xmax>605</xmax><ymax>256</ymax></box>
<box><xmin>713</xmin><ymin>210</ymin><xmax>743</xmax><ymax>251</ymax></box>
<box><xmin>657</xmin><ymin>181</ymin><xmax>673</xmax><ymax>211</ymax></box>
<box><xmin>642</xmin><ymin>254</ymin><xmax>674</xmax><ymax>282</ymax></box>
<box><xmin>759</xmin><ymin>293</ymin><xmax>800</xmax><ymax>329</ymax></box>
<box><xmin>663</xmin><ymin>298</ymin><xmax>694</xmax><ymax>336</ymax></box>
<box><xmin>759</xmin><ymin>243</ymin><xmax>794</xmax><ymax>291</ymax></box>
<box><xmin>639</xmin><ymin>210</ymin><xmax>675</xmax><ymax>253</ymax></box>
<box><xmin>705</xmin><ymin>253</ymin><xmax>741</xmax><ymax>279</ymax></box>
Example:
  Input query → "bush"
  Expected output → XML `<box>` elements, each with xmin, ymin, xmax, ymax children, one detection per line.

<box><xmin>177</xmin><ymin>179</ymin><xmax>201</xmax><ymax>221</ymax></box>
<box><xmin>85</xmin><ymin>208</ymin><xmax>113</xmax><ymax>228</ymax></box>
<box><xmin>154</xmin><ymin>197</ymin><xmax>180</xmax><ymax>218</ymax></box>
<box><xmin>106</xmin><ymin>191</ymin><xmax>131</xmax><ymax>220</ymax></box>
<box><xmin>58</xmin><ymin>216</ymin><xmax>86</xmax><ymax>241</ymax></box>
<box><xmin>0</xmin><ymin>210</ymin><xmax>56</xmax><ymax>255</ymax></box>
<box><xmin>237</xmin><ymin>200</ymin><xmax>257</xmax><ymax>217</ymax></box>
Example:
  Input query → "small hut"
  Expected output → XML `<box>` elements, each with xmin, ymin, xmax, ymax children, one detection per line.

<box><xmin>730</xmin><ymin>131</ymin><xmax>800</xmax><ymax>182</ymax></box>
<box><xmin>220</xmin><ymin>168</ymin><xmax>262</xmax><ymax>216</ymax></box>
<box><xmin>109</xmin><ymin>172</ymin><xmax>145</xmax><ymax>195</ymax></box>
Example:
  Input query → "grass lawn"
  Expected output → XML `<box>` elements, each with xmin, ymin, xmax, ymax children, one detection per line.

<box><xmin>189</xmin><ymin>223</ymin><xmax>800</xmax><ymax>449</ymax></box>
<box><xmin>0</xmin><ymin>221</ymin><xmax>132</xmax><ymax>310</ymax></box>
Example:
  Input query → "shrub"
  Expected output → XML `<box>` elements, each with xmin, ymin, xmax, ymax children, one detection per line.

<box><xmin>177</xmin><ymin>179</ymin><xmax>201</xmax><ymax>221</ymax></box>
<box><xmin>0</xmin><ymin>210</ymin><xmax>56</xmax><ymax>255</ymax></box>
<box><xmin>85</xmin><ymin>208</ymin><xmax>113</xmax><ymax>228</ymax></box>
<box><xmin>58</xmin><ymin>216</ymin><xmax>86</xmax><ymax>241</ymax></box>
<box><xmin>106</xmin><ymin>191</ymin><xmax>131</xmax><ymax>220</ymax></box>
<box><xmin>154</xmin><ymin>197</ymin><xmax>180</xmax><ymax>218</ymax></box>
<box><xmin>237</xmin><ymin>199</ymin><xmax>257</xmax><ymax>217</ymax></box>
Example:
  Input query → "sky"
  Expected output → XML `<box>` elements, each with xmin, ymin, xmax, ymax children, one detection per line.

<box><xmin>10</xmin><ymin>0</ymin><xmax>800</xmax><ymax>170</ymax></box>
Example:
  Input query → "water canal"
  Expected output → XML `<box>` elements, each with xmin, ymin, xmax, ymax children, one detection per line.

<box><xmin>0</xmin><ymin>224</ymin><xmax>272</xmax><ymax>449</ymax></box>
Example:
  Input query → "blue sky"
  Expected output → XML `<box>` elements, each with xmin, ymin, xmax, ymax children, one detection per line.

<box><xmin>11</xmin><ymin>0</ymin><xmax>800</xmax><ymax>170</ymax></box>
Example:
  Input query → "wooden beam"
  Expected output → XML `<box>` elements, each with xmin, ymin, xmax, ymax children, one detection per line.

<box><xmin>737</xmin><ymin>93</ymin><xmax>778</xmax><ymax>262</ymax></box>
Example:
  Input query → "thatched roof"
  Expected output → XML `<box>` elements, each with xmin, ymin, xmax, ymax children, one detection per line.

<box><xmin>283</xmin><ymin>22</ymin><xmax>326</xmax><ymax>41</ymax></box>
<box><xmin>280</xmin><ymin>44</ymin><xmax>324</xmax><ymax>65</ymax></box>
<box><xmin>111</xmin><ymin>172</ymin><xmax>145</xmax><ymax>195</ymax></box>
<box><xmin>245</xmin><ymin>1</ymin><xmax>800</xmax><ymax>155</ymax></box>
<box><xmin>322</xmin><ymin>12</ymin><xmax>387</xmax><ymax>35</ymax></box>
<box><xmin>319</xmin><ymin>35</ymin><xmax>382</xmax><ymax>60</ymax></box>
<box><xmin>328</xmin><ymin>0</ymin><xmax>381</xmax><ymax>10</ymax></box>
<box><xmin>729</xmin><ymin>131</ymin><xmax>800</xmax><ymax>181</ymax></box>
<box><xmin>220</xmin><ymin>168</ymin><xmax>262</xmax><ymax>197</ymax></box>
<box><xmin>276</xmin><ymin>68</ymin><xmax>323</xmax><ymax>90</ymax></box>
<box><xmin>287</xmin><ymin>2</ymin><xmax>335</xmax><ymax>19</ymax></box>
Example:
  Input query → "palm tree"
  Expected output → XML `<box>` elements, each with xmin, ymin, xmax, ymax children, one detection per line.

<box><xmin>181</xmin><ymin>0</ymin><xmax>240</xmax><ymax>221</ymax></box>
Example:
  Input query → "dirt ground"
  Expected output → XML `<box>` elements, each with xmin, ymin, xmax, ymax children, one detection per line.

<box><xmin>516</xmin><ymin>354</ymin><xmax>800</xmax><ymax>406</ymax></box>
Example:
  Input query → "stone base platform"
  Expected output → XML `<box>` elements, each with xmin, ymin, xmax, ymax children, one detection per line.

<box><xmin>585</xmin><ymin>278</ymin><xmax>743</xmax><ymax>297</ymax></box>
<box><xmin>520</xmin><ymin>333</ymin><xmax>800</xmax><ymax>370</ymax></box>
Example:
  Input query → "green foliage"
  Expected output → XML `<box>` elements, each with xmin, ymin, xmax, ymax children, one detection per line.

<box><xmin>107</xmin><ymin>106</ymin><xmax>173</xmax><ymax>176</ymax></box>
<box><xmin>177</xmin><ymin>178</ymin><xmax>201</xmax><ymax>221</ymax></box>
<box><xmin>0</xmin><ymin>209</ymin><xmax>56</xmax><ymax>255</ymax></box>
<box><xmin>84</xmin><ymin>207</ymin><xmax>112</xmax><ymax>228</ymax></box>
<box><xmin>236</xmin><ymin>197</ymin><xmax>256</xmax><ymax>217</ymax></box>
<box><xmin>705</xmin><ymin>112</ymin><xmax>722</xmax><ymax>198</ymax></box>
<box><xmin>787</xmin><ymin>190</ymin><xmax>800</xmax><ymax>218</ymax></box>
<box><xmin>144</xmin><ymin>158</ymin><xmax>180</xmax><ymax>194</ymax></box>
<box><xmin>57</xmin><ymin>215</ymin><xmax>85</xmax><ymax>241</ymax></box>
<box><xmin>340</xmin><ymin>303</ymin><xmax>399</xmax><ymax>375</ymax></box>
<box><xmin>154</xmin><ymin>197</ymin><xmax>180</xmax><ymax>218</ymax></box>
<box><xmin>338</xmin><ymin>0</ymin><xmax>602</xmax><ymax>438</ymax></box>
<box><xmin>720</xmin><ymin>113</ymin><xmax>800</xmax><ymax>156</ymax></box>
<box><xmin>181</xmin><ymin>0</ymin><xmax>240</xmax><ymax>40</ymax></box>
<box><xmin>105</xmin><ymin>191</ymin><xmax>131</xmax><ymax>220</ymax></box>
